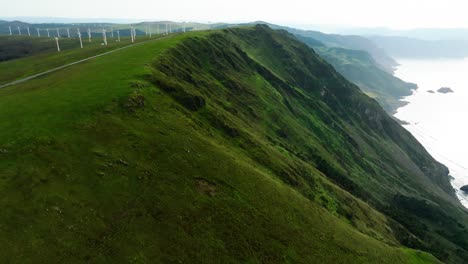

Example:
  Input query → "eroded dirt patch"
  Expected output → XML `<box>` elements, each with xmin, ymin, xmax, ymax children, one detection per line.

<box><xmin>194</xmin><ymin>178</ymin><xmax>217</xmax><ymax>197</ymax></box>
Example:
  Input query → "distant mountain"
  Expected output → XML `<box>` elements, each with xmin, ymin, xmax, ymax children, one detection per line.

<box><xmin>262</xmin><ymin>23</ymin><xmax>399</xmax><ymax>74</ymax></box>
<box><xmin>370</xmin><ymin>36</ymin><xmax>468</xmax><ymax>58</ymax></box>
<box><xmin>335</xmin><ymin>27</ymin><xmax>468</xmax><ymax>59</ymax></box>
<box><xmin>339</xmin><ymin>27</ymin><xmax>468</xmax><ymax>41</ymax></box>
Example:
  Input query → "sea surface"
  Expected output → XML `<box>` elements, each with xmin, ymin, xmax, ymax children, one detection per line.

<box><xmin>394</xmin><ymin>58</ymin><xmax>468</xmax><ymax>207</ymax></box>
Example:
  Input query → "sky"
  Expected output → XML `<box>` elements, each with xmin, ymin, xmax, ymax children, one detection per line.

<box><xmin>3</xmin><ymin>0</ymin><xmax>468</xmax><ymax>30</ymax></box>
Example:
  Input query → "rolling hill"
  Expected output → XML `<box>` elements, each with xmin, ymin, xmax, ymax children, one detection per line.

<box><xmin>0</xmin><ymin>25</ymin><xmax>466</xmax><ymax>263</ymax></box>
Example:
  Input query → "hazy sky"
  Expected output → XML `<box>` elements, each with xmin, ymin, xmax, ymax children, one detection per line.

<box><xmin>3</xmin><ymin>0</ymin><xmax>468</xmax><ymax>29</ymax></box>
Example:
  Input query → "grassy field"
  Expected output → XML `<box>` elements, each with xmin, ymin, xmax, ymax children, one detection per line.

<box><xmin>0</xmin><ymin>26</ymin><xmax>465</xmax><ymax>263</ymax></box>
<box><xmin>0</xmin><ymin>34</ymin><xmax>169</xmax><ymax>86</ymax></box>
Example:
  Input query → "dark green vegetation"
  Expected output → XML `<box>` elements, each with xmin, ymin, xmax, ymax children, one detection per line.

<box><xmin>298</xmin><ymin>36</ymin><xmax>417</xmax><ymax>113</ymax></box>
<box><xmin>0</xmin><ymin>25</ymin><xmax>467</xmax><ymax>263</ymax></box>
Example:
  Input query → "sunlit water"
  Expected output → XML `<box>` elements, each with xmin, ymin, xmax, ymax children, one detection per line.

<box><xmin>394</xmin><ymin>58</ymin><xmax>468</xmax><ymax>207</ymax></box>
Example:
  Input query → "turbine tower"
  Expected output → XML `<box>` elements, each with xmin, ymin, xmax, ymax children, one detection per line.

<box><xmin>36</xmin><ymin>28</ymin><xmax>40</xmax><ymax>37</ymax></box>
<box><xmin>77</xmin><ymin>28</ymin><xmax>83</xmax><ymax>48</ymax></box>
<box><xmin>56</xmin><ymin>28</ymin><xmax>60</xmax><ymax>37</ymax></box>
<box><xmin>129</xmin><ymin>26</ymin><xmax>132</xmax><ymax>41</ymax></box>
<box><xmin>8</xmin><ymin>26</ymin><xmax>12</xmax><ymax>35</ymax></box>
<box><xmin>46</xmin><ymin>28</ymin><xmax>50</xmax><ymax>37</ymax></box>
<box><xmin>17</xmin><ymin>26</ymin><xmax>21</xmax><ymax>35</ymax></box>
<box><xmin>66</xmin><ymin>28</ymin><xmax>70</xmax><ymax>38</ymax></box>
<box><xmin>102</xmin><ymin>29</ymin><xmax>107</xmax><ymax>45</ymax></box>
<box><xmin>55</xmin><ymin>37</ymin><xmax>60</xmax><ymax>52</ymax></box>
<box><xmin>26</xmin><ymin>27</ymin><xmax>30</xmax><ymax>36</ymax></box>
<box><xmin>117</xmin><ymin>30</ymin><xmax>120</xmax><ymax>42</ymax></box>
<box><xmin>87</xmin><ymin>28</ymin><xmax>92</xmax><ymax>42</ymax></box>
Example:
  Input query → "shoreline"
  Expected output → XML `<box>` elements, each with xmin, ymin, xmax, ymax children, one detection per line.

<box><xmin>392</xmin><ymin>59</ymin><xmax>468</xmax><ymax>208</ymax></box>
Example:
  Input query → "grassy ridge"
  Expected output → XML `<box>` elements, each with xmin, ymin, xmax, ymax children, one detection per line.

<box><xmin>0</xmin><ymin>25</ymin><xmax>465</xmax><ymax>263</ymax></box>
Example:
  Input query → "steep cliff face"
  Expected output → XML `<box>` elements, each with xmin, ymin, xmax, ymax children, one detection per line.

<box><xmin>297</xmin><ymin>35</ymin><xmax>417</xmax><ymax>113</ymax></box>
<box><xmin>151</xmin><ymin>25</ymin><xmax>468</xmax><ymax>262</ymax></box>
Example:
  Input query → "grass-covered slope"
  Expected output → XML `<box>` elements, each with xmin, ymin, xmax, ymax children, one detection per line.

<box><xmin>298</xmin><ymin>36</ymin><xmax>417</xmax><ymax>113</ymax></box>
<box><xmin>0</xmin><ymin>25</ymin><xmax>466</xmax><ymax>263</ymax></box>
<box><xmin>148</xmin><ymin>26</ymin><xmax>468</xmax><ymax>262</ymax></box>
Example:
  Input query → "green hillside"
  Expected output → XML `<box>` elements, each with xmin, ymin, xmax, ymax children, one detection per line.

<box><xmin>0</xmin><ymin>25</ymin><xmax>466</xmax><ymax>263</ymax></box>
<box><xmin>263</xmin><ymin>23</ymin><xmax>398</xmax><ymax>74</ymax></box>
<box><xmin>298</xmin><ymin>36</ymin><xmax>417</xmax><ymax>113</ymax></box>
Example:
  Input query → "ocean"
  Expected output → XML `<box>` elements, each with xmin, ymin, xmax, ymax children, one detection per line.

<box><xmin>394</xmin><ymin>58</ymin><xmax>468</xmax><ymax>207</ymax></box>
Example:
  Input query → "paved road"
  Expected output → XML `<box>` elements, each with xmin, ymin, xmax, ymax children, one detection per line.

<box><xmin>0</xmin><ymin>36</ymin><xmax>171</xmax><ymax>89</ymax></box>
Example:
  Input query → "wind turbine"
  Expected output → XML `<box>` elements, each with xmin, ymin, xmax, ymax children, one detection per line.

<box><xmin>102</xmin><ymin>29</ymin><xmax>107</xmax><ymax>45</ymax></box>
<box><xmin>17</xmin><ymin>26</ymin><xmax>21</xmax><ymax>35</ymax></box>
<box><xmin>183</xmin><ymin>22</ymin><xmax>186</xmax><ymax>33</ymax></box>
<box><xmin>133</xmin><ymin>27</ymin><xmax>136</xmax><ymax>40</ymax></box>
<box><xmin>129</xmin><ymin>27</ymin><xmax>133</xmax><ymax>42</ymax></box>
<box><xmin>87</xmin><ymin>28</ymin><xmax>92</xmax><ymax>42</ymax></box>
<box><xmin>130</xmin><ymin>26</ymin><xmax>134</xmax><ymax>43</ymax></box>
<box><xmin>46</xmin><ymin>28</ymin><xmax>50</xmax><ymax>37</ymax></box>
<box><xmin>26</xmin><ymin>27</ymin><xmax>30</xmax><ymax>36</ymax></box>
<box><xmin>66</xmin><ymin>28</ymin><xmax>70</xmax><ymax>38</ymax></box>
<box><xmin>77</xmin><ymin>28</ymin><xmax>83</xmax><ymax>48</ymax></box>
<box><xmin>149</xmin><ymin>25</ymin><xmax>152</xmax><ymax>38</ymax></box>
<box><xmin>8</xmin><ymin>26</ymin><xmax>12</xmax><ymax>35</ymax></box>
<box><xmin>117</xmin><ymin>30</ymin><xmax>120</xmax><ymax>42</ymax></box>
<box><xmin>111</xmin><ymin>27</ymin><xmax>114</xmax><ymax>38</ymax></box>
<box><xmin>36</xmin><ymin>28</ymin><xmax>40</xmax><ymax>37</ymax></box>
<box><xmin>55</xmin><ymin>37</ymin><xmax>60</xmax><ymax>52</ymax></box>
<box><xmin>166</xmin><ymin>24</ymin><xmax>168</xmax><ymax>35</ymax></box>
<box><xmin>56</xmin><ymin>28</ymin><xmax>60</xmax><ymax>37</ymax></box>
